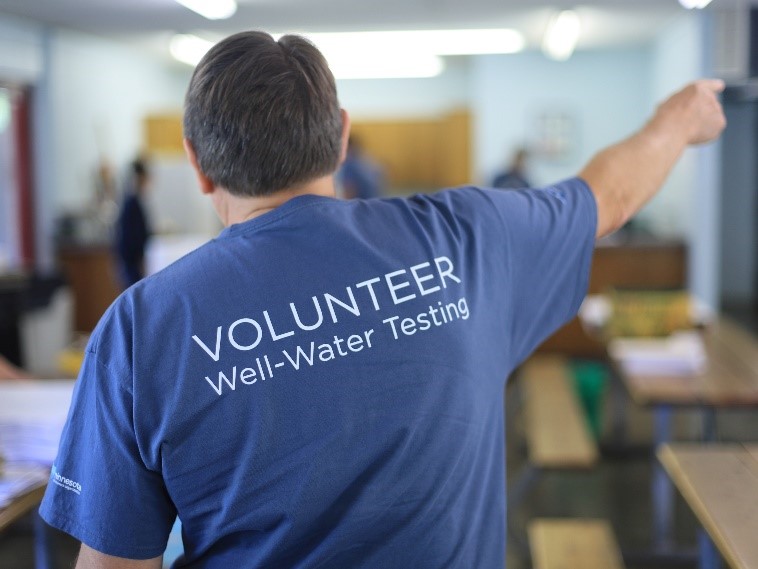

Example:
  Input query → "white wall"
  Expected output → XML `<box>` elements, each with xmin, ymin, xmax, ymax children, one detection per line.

<box><xmin>646</xmin><ymin>12</ymin><xmax>719</xmax><ymax>307</ymax></box>
<box><xmin>642</xmin><ymin>13</ymin><xmax>704</xmax><ymax>237</ymax></box>
<box><xmin>48</xmin><ymin>29</ymin><xmax>191</xmax><ymax>211</ymax></box>
<box><xmin>0</xmin><ymin>14</ymin><xmax>44</xmax><ymax>84</ymax></box>
<box><xmin>470</xmin><ymin>48</ymin><xmax>652</xmax><ymax>188</ymax></box>
<box><xmin>0</xmin><ymin>16</ymin><xmax>197</xmax><ymax>269</ymax></box>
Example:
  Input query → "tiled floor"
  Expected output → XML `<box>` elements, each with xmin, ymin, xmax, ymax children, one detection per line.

<box><xmin>503</xmin><ymin>366</ymin><xmax>758</xmax><ymax>569</ymax></box>
<box><xmin>505</xmin><ymin>424</ymin><xmax>702</xmax><ymax>568</ymax></box>
<box><xmin>3</xmin><ymin>365</ymin><xmax>758</xmax><ymax>569</ymax></box>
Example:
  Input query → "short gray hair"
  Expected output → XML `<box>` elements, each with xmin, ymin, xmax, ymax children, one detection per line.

<box><xmin>183</xmin><ymin>31</ymin><xmax>343</xmax><ymax>197</ymax></box>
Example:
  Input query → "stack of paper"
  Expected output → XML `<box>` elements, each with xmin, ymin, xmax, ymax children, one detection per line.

<box><xmin>0</xmin><ymin>380</ymin><xmax>75</xmax><ymax>465</ymax></box>
<box><xmin>609</xmin><ymin>331</ymin><xmax>707</xmax><ymax>376</ymax></box>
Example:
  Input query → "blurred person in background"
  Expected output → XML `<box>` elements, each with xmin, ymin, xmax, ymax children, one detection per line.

<box><xmin>114</xmin><ymin>158</ymin><xmax>152</xmax><ymax>289</ymax></box>
<box><xmin>492</xmin><ymin>146</ymin><xmax>531</xmax><ymax>190</ymax></box>
<box><xmin>338</xmin><ymin>136</ymin><xmax>385</xmax><ymax>199</ymax></box>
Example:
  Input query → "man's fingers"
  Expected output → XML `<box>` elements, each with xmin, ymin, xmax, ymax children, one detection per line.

<box><xmin>696</xmin><ymin>78</ymin><xmax>726</xmax><ymax>94</ymax></box>
<box><xmin>683</xmin><ymin>79</ymin><xmax>727</xmax><ymax>144</ymax></box>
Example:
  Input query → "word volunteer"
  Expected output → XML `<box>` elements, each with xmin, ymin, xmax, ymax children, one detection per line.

<box><xmin>191</xmin><ymin>256</ymin><xmax>467</xmax><ymax>366</ymax></box>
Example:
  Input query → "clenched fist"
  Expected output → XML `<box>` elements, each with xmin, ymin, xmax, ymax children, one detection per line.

<box><xmin>654</xmin><ymin>79</ymin><xmax>727</xmax><ymax>145</ymax></box>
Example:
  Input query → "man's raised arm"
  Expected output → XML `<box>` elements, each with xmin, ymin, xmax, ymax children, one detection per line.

<box><xmin>580</xmin><ymin>79</ymin><xmax>726</xmax><ymax>238</ymax></box>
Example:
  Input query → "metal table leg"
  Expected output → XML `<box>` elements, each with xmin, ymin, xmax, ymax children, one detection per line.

<box><xmin>611</xmin><ymin>368</ymin><xmax>628</xmax><ymax>447</ymax></box>
<box><xmin>697</xmin><ymin>408</ymin><xmax>721</xmax><ymax>569</ymax></box>
<box><xmin>698</xmin><ymin>528</ymin><xmax>723</xmax><ymax>569</ymax></box>
<box><xmin>34</xmin><ymin>507</ymin><xmax>54</xmax><ymax>569</ymax></box>
<box><xmin>702</xmin><ymin>407</ymin><xmax>718</xmax><ymax>442</ymax></box>
<box><xmin>653</xmin><ymin>405</ymin><xmax>674</xmax><ymax>549</ymax></box>
<box><xmin>507</xmin><ymin>464</ymin><xmax>540</xmax><ymax>556</ymax></box>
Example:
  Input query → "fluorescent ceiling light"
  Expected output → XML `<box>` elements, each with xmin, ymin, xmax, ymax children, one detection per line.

<box><xmin>542</xmin><ymin>10</ymin><xmax>581</xmax><ymax>61</ymax></box>
<box><xmin>329</xmin><ymin>54</ymin><xmax>445</xmax><ymax>80</ymax></box>
<box><xmin>174</xmin><ymin>0</ymin><xmax>237</xmax><ymax>20</ymax></box>
<box><xmin>169</xmin><ymin>33</ymin><xmax>444</xmax><ymax>78</ymax></box>
<box><xmin>169</xmin><ymin>28</ymin><xmax>523</xmax><ymax>79</ymax></box>
<box><xmin>304</xmin><ymin>29</ymin><xmax>525</xmax><ymax>57</ymax></box>
<box><xmin>170</xmin><ymin>34</ymin><xmax>213</xmax><ymax>66</ymax></box>
<box><xmin>678</xmin><ymin>0</ymin><xmax>713</xmax><ymax>8</ymax></box>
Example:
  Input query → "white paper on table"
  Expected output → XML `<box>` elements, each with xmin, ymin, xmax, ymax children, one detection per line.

<box><xmin>608</xmin><ymin>331</ymin><xmax>708</xmax><ymax>376</ymax></box>
<box><xmin>0</xmin><ymin>380</ymin><xmax>76</xmax><ymax>466</ymax></box>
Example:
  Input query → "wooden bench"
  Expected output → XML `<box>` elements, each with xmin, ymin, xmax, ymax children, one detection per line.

<box><xmin>529</xmin><ymin>519</ymin><xmax>626</xmax><ymax>569</ymax></box>
<box><xmin>521</xmin><ymin>356</ymin><xmax>598</xmax><ymax>468</ymax></box>
<box><xmin>508</xmin><ymin>356</ymin><xmax>601</xmax><ymax>556</ymax></box>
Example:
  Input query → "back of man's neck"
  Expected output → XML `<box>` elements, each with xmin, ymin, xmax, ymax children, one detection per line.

<box><xmin>217</xmin><ymin>175</ymin><xmax>337</xmax><ymax>226</ymax></box>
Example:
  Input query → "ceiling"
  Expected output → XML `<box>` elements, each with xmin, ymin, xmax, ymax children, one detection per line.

<box><xmin>0</xmin><ymin>0</ymin><xmax>730</xmax><ymax>59</ymax></box>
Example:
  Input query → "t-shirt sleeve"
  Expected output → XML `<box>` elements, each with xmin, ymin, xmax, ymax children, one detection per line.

<box><xmin>485</xmin><ymin>177</ymin><xmax>597</xmax><ymax>365</ymax></box>
<box><xmin>39</xmin><ymin>315</ymin><xmax>176</xmax><ymax>559</ymax></box>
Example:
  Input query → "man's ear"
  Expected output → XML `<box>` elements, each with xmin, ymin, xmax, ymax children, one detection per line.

<box><xmin>183</xmin><ymin>138</ymin><xmax>215</xmax><ymax>195</ymax></box>
<box><xmin>339</xmin><ymin>109</ymin><xmax>351</xmax><ymax>164</ymax></box>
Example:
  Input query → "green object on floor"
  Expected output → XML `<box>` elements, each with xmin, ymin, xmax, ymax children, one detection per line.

<box><xmin>570</xmin><ymin>361</ymin><xmax>608</xmax><ymax>440</ymax></box>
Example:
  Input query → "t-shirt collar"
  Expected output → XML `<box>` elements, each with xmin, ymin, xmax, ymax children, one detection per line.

<box><xmin>218</xmin><ymin>193</ymin><xmax>336</xmax><ymax>239</ymax></box>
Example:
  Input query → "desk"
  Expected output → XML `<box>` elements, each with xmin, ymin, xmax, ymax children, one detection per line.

<box><xmin>609</xmin><ymin>317</ymin><xmax>758</xmax><ymax>560</ymax></box>
<box><xmin>0</xmin><ymin>482</ymin><xmax>52</xmax><ymax>569</ymax></box>
<box><xmin>58</xmin><ymin>244</ymin><xmax>120</xmax><ymax>332</ymax></box>
<box><xmin>658</xmin><ymin>444</ymin><xmax>758</xmax><ymax>569</ymax></box>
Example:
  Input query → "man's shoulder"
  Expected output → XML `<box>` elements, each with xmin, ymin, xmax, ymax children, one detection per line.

<box><xmin>139</xmin><ymin>238</ymin><xmax>222</xmax><ymax>291</ymax></box>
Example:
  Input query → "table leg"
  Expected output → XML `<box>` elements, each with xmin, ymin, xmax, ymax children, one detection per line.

<box><xmin>698</xmin><ymin>529</ymin><xmax>722</xmax><ymax>569</ymax></box>
<box><xmin>507</xmin><ymin>464</ymin><xmax>540</xmax><ymax>556</ymax></box>
<box><xmin>34</xmin><ymin>507</ymin><xmax>54</xmax><ymax>569</ymax></box>
<box><xmin>701</xmin><ymin>408</ymin><xmax>718</xmax><ymax>442</ymax></box>
<box><xmin>695</xmin><ymin>408</ymin><xmax>720</xmax><ymax>569</ymax></box>
<box><xmin>611</xmin><ymin>369</ymin><xmax>628</xmax><ymax>447</ymax></box>
<box><xmin>653</xmin><ymin>405</ymin><xmax>674</xmax><ymax>549</ymax></box>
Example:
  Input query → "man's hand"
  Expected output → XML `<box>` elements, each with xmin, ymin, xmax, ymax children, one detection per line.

<box><xmin>580</xmin><ymin>79</ymin><xmax>726</xmax><ymax>238</ymax></box>
<box><xmin>652</xmin><ymin>79</ymin><xmax>726</xmax><ymax>145</ymax></box>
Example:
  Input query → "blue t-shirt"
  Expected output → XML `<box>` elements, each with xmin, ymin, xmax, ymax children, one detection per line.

<box><xmin>40</xmin><ymin>179</ymin><xmax>596</xmax><ymax>568</ymax></box>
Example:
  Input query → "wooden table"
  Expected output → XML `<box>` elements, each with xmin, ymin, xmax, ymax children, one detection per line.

<box><xmin>658</xmin><ymin>444</ymin><xmax>758</xmax><ymax>569</ymax></box>
<box><xmin>0</xmin><ymin>483</ymin><xmax>46</xmax><ymax>532</ymax></box>
<box><xmin>609</xmin><ymin>317</ymin><xmax>758</xmax><ymax>561</ymax></box>
<box><xmin>620</xmin><ymin>318</ymin><xmax>758</xmax><ymax>408</ymax></box>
